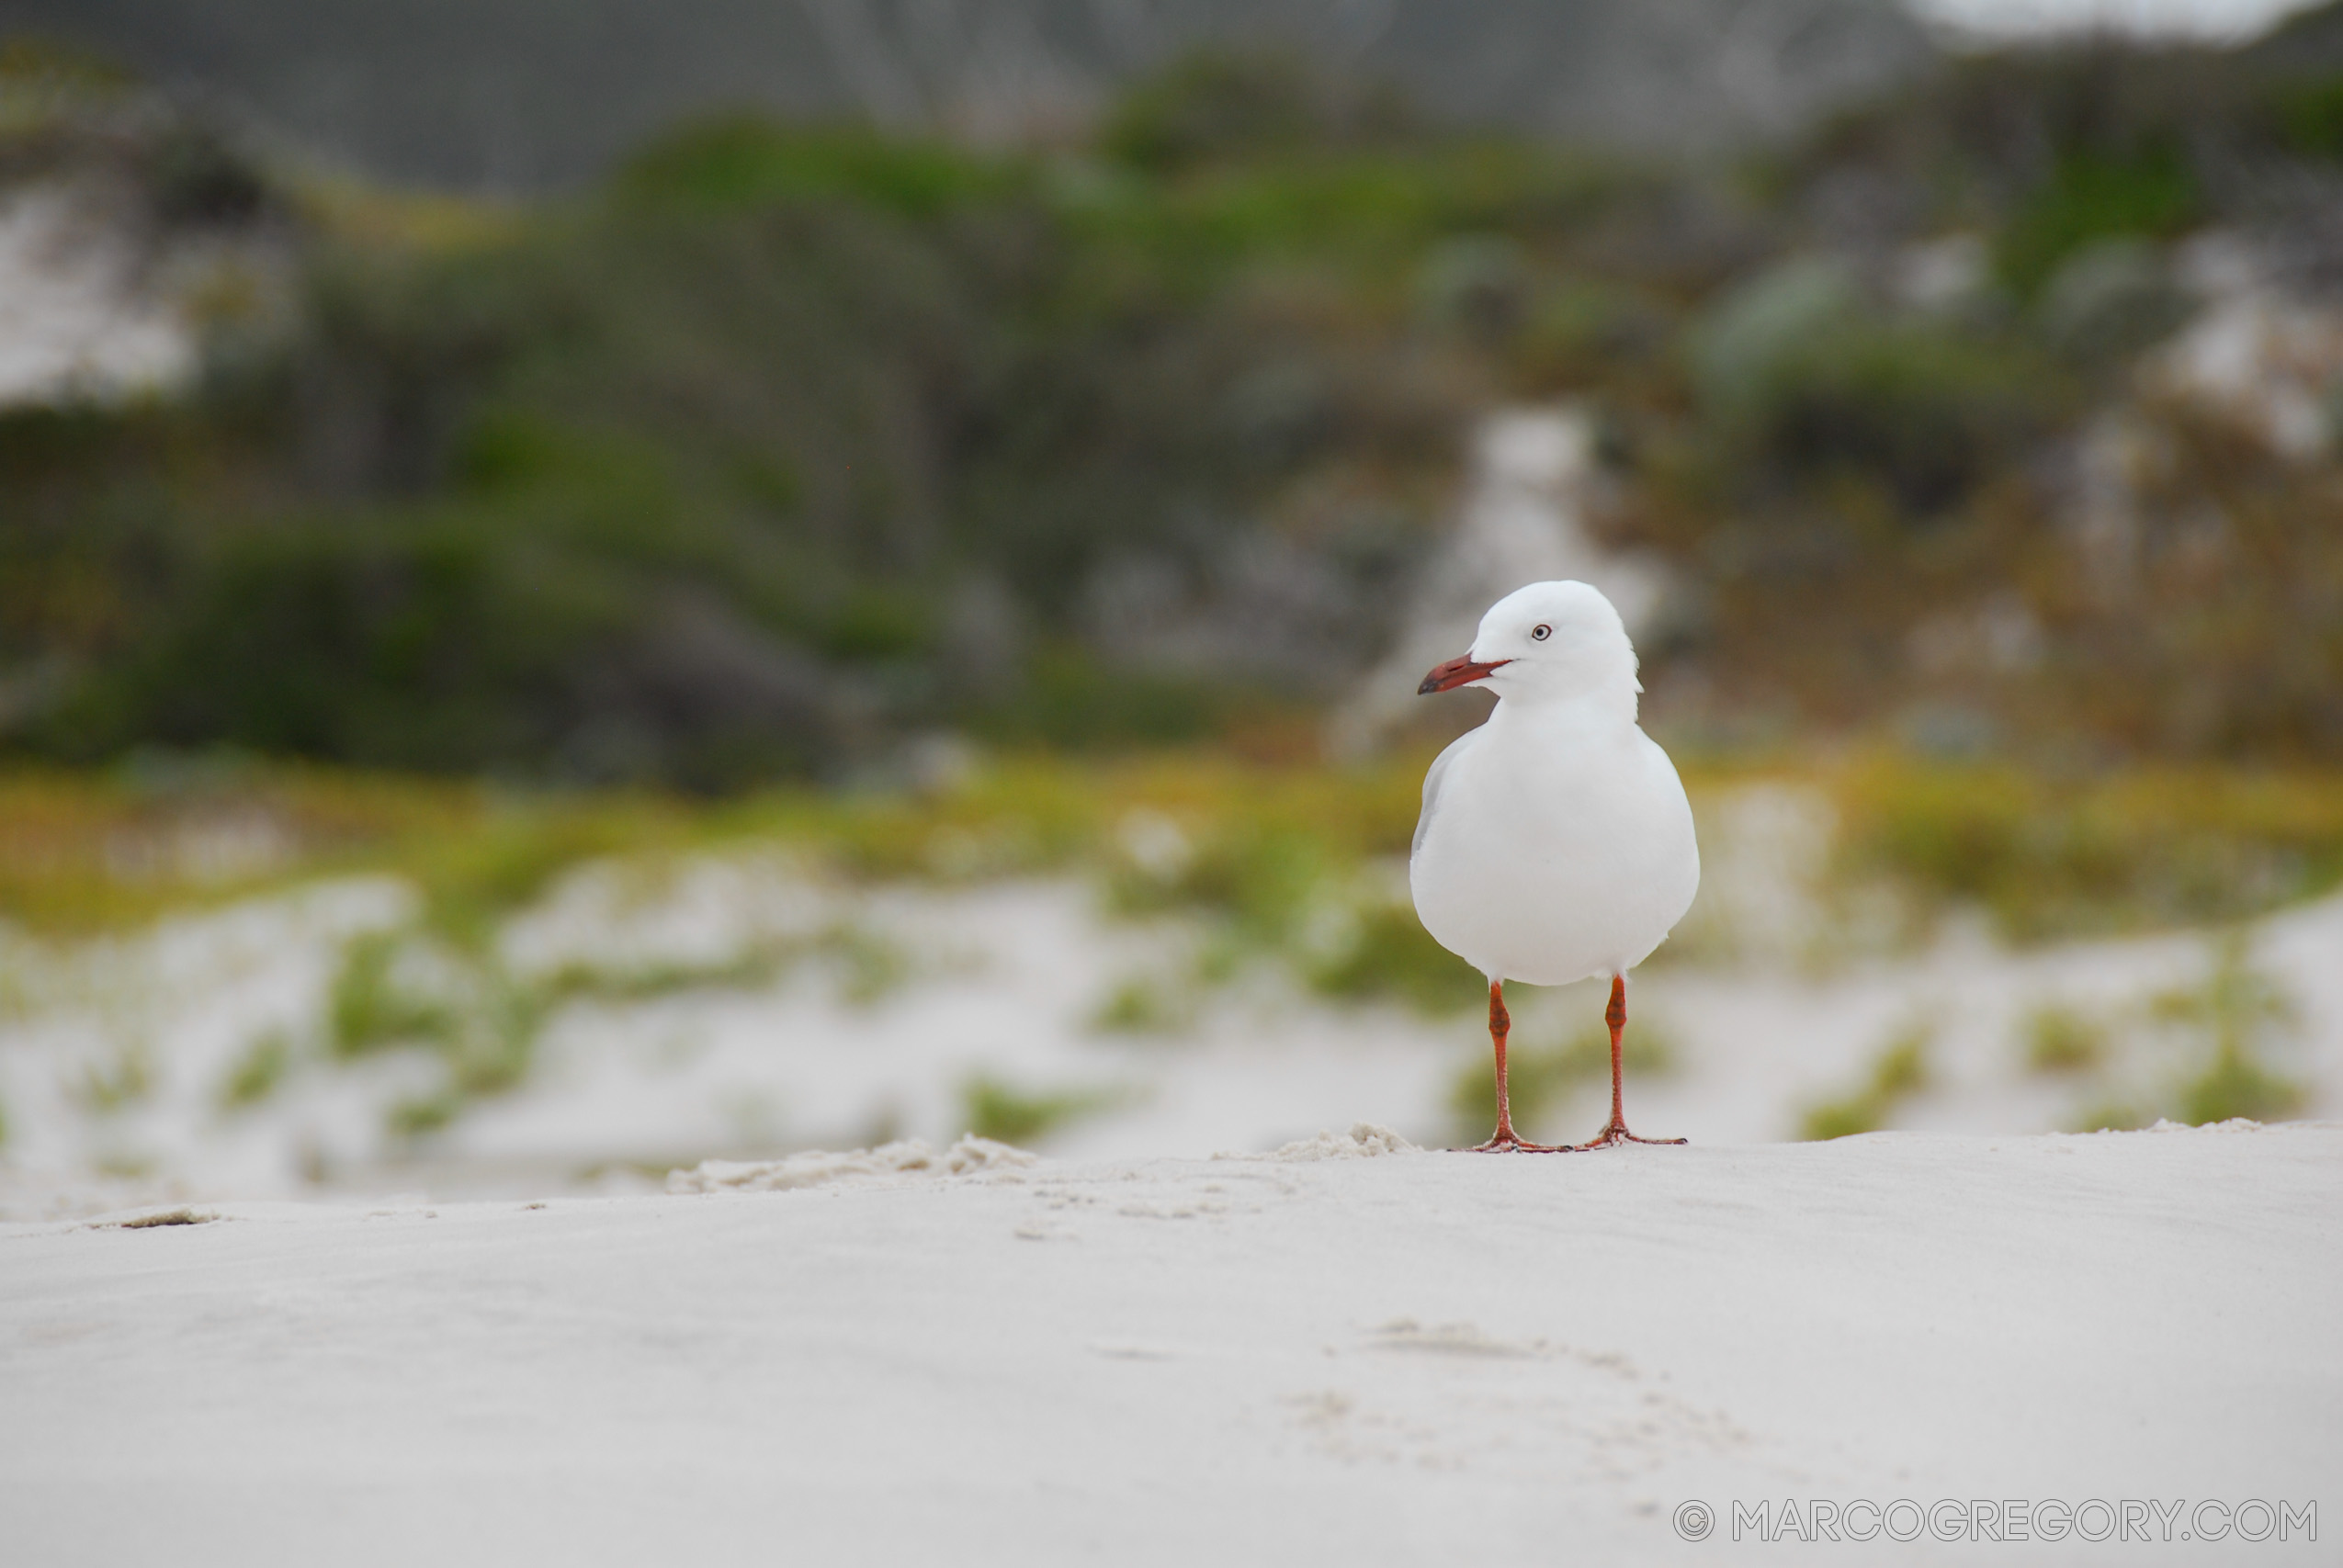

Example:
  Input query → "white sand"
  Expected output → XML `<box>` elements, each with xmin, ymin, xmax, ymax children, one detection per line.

<box><xmin>4</xmin><ymin>1122</ymin><xmax>2335</xmax><ymax>1564</ymax></box>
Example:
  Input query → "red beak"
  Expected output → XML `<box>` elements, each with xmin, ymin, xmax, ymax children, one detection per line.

<box><xmin>1418</xmin><ymin>654</ymin><xmax>1510</xmax><ymax>695</ymax></box>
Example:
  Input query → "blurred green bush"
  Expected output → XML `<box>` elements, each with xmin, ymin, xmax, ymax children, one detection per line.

<box><xmin>1693</xmin><ymin>261</ymin><xmax>2058</xmax><ymax>516</ymax></box>
<box><xmin>6</xmin><ymin>36</ymin><xmax>2343</xmax><ymax>787</ymax></box>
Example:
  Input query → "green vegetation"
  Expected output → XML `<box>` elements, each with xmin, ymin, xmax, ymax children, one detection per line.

<box><xmin>329</xmin><ymin>931</ymin><xmax>460</xmax><ymax>1057</ymax></box>
<box><xmin>1309</xmin><ymin>899</ymin><xmax>1480</xmax><ymax>1013</ymax></box>
<box><xmin>13</xmin><ymin>39</ymin><xmax>2339</xmax><ymax>1159</ymax></box>
<box><xmin>1799</xmin><ymin>1021</ymin><xmax>1930</xmax><ymax>1140</ymax></box>
<box><xmin>6</xmin><ymin>40</ymin><xmax>2343</xmax><ymax>792</ymax></box>
<box><xmin>0</xmin><ymin>763</ymin><xmax>689</xmax><ymax>937</ymax></box>
<box><xmin>2</xmin><ymin>73</ymin><xmax>1492</xmax><ymax>788</ymax></box>
<box><xmin>1692</xmin><ymin>261</ymin><xmax>2063</xmax><ymax>517</ymax></box>
<box><xmin>322</xmin><ymin>917</ymin><xmax>841</xmax><ymax>1136</ymax></box>
<box><xmin>2154</xmin><ymin>935</ymin><xmax>2305</xmax><ymax>1125</ymax></box>
<box><xmin>0</xmin><ymin>743</ymin><xmax>2334</xmax><ymax>1148</ymax></box>
<box><xmin>7</xmin><ymin>750</ymin><xmax>2343</xmax><ymax>953</ymax></box>
<box><xmin>2069</xmin><ymin>1100</ymin><xmax>2154</xmax><ymax>1134</ymax></box>
<box><xmin>74</xmin><ymin>1043</ymin><xmax>153</xmax><ymax>1114</ymax></box>
<box><xmin>0</xmin><ymin>746</ymin><xmax>2328</xmax><ymax>1142</ymax></box>
<box><xmin>1996</xmin><ymin>145</ymin><xmax>2201</xmax><ymax>299</ymax></box>
<box><xmin>2021</xmin><ymin>1003</ymin><xmax>2108</xmax><ymax>1076</ymax></box>
<box><xmin>218</xmin><ymin>1030</ymin><xmax>294</xmax><ymax>1110</ymax></box>
<box><xmin>1828</xmin><ymin>755</ymin><xmax>2343</xmax><ymax>942</ymax></box>
<box><xmin>2018</xmin><ymin>938</ymin><xmax>2308</xmax><ymax>1131</ymax></box>
<box><xmin>817</xmin><ymin>924</ymin><xmax>912</xmax><ymax>1008</ymax></box>
<box><xmin>538</xmin><ymin>949</ymin><xmax>788</xmax><ymax>1006</ymax></box>
<box><xmin>1090</xmin><ymin>976</ymin><xmax>1192</xmax><ymax>1035</ymax></box>
<box><xmin>960</xmin><ymin>1074</ymin><xmax>1120</xmax><ymax>1146</ymax></box>
<box><xmin>2271</xmin><ymin>72</ymin><xmax>2343</xmax><ymax>160</ymax></box>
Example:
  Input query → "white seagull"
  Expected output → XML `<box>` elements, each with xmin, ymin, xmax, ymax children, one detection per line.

<box><xmin>1410</xmin><ymin>580</ymin><xmax>1700</xmax><ymax>1152</ymax></box>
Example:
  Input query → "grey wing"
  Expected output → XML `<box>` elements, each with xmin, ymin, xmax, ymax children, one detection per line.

<box><xmin>1411</xmin><ymin>729</ymin><xmax>1478</xmax><ymax>861</ymax></box>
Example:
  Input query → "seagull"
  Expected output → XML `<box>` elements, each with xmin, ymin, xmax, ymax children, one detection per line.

<box><xmin>1409</xmin><ymin>581</ymin><xmax>1700</xmax><ymax>1152</ymax></box>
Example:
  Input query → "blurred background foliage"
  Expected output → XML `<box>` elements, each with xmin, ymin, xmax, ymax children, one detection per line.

<box><xmin>3</xmin><ymin>18</ymin><xmax>2343</xmax><ymax>939</ymax></box>
<box><xmin>6</xmin><ymin>32</ymin><xmax>2343</xmax><ymax>787</ymax></box>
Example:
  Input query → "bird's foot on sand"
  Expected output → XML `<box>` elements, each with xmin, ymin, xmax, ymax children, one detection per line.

<box><xmin>1570</xmin><ymin>1122</ymin><xmax>1687</xmax><ymax>1150</ymax></box>
<box><xmin>1462</xmin><ymin>1131</ymin><xmax>1565</xmax><ymax>1153</ymax></box>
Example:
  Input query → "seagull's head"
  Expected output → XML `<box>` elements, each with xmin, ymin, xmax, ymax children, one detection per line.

<box><xmin>1418</xmin><ymin>580</ymin><xmax>1640</xmax><ymax>708</ymax></box>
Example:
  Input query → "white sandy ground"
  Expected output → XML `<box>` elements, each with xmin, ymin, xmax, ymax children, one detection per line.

<box><xmin>2</xmin><ymin>1122</ymin><xmax>2336</xmax><ymax>1566</ymax></box>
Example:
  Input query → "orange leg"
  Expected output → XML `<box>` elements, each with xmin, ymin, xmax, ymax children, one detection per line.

<box><xmin>1571</xmin><ymin>976</ymin><xmax>1685</xmax><ymax>1150</ymax></box>
<box><xmin>1466</xmin><ymin>979</ymin><xmax>1560</xmax><ymax>1152</ymax></box>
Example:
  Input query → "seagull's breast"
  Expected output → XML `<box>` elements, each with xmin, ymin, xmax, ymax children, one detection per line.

<box><xmin>1409</xmin><ymin>709</ymin><xmax>1699</xmax><ymax>986</ymax></box>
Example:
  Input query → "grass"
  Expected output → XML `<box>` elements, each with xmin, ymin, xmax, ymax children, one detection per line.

<box><xmin>329</xmin><ymin>931</ymin><xmax>460</xmax><ymax>1056</ymax></box>
<box><xmin>1798</xmin><ymin>1021</ymin><xmax>1931</xmax><ymax>1141</ymax></box>
<box><xmin>1309</xmin><ymin>899</ymin><xmax>1482</xmax><ymax>1013</ymax></box>
<box><xmin>2021</xmin><ymin>1002</ymin><xmax>2108</xmax><ymax>1076</ymax></box>
<box><xmin>325</xmin><ymin>919</ymin><xmax>832</xmax><ymax>1138</ymax></box>
<box><xmin>816</xmin><ymin>924</ymin><xmax>912</xmax><ymax>1008</ymax></box>
<box><xmin>4</xmin><ymin>749</ymin><xmax>2339</xmax><ymax>1140</ymax></box>
<box><xmin>538</xmin><ymin>950</ymin><xmax>787</xmax><ymax>1005</ymax></box>
<box><xmin>1826</xmin><ymin>753</ymin><xmax>2343</xmax><ymax>943</ymax></box>
<box><xmin>1090</xmin><ymin>976</ymin><xmax>1194</xmax><ymax>1035</ymax></box>
<box><xmin>2153</xmin><ymin>934</ymin><xmax>2305</xmax><ymax>1125</ymax></box>
<box><xmin>2070</xmin><ymin>1100</ymin><xmax>2154</xmax><ymax>1134</ymax></box>
<box><xmin>9</xmin><ymin>751</ymin><xmax>2343</xmax><ymax>951</ymax></box>
<box><xmin>2176</xmin><ymin>1047</ymin><xmax>2303</xmax><ymax>1125</ymax></box>
<box><xmin>218</xmin><ymin>1030</ymin><xmax>294</xmax><ymax>1110</ymax></box>
<box><xmin>2053</xmin><ymin>936</ymin><xmax>2305</xmax><ymax>1131</ymax></box>
<box><xmin>0</xmin><ymin>750</ymin><xmax>1445</xmax><ymax>942</ymax></box>
<box><xmin>74</xmin><ymin>1043</ymin><xmax>153</xmax><ymax>1114</ymax></box>
<box><xmin>0</xmin><ymin>764</ymin><xmax>686</xmax><ymax>941</ymax></box>
<box><xmin>960</xmin><ymin>1074</ymin><xmax>1121</xmax><ymax>1147</ymax></box>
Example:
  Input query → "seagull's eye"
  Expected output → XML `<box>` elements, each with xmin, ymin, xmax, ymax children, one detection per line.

<box><xmin>1530</xmin><ymin>624</ymin><xmax>1552</xmax><ymax>641</ymax></box>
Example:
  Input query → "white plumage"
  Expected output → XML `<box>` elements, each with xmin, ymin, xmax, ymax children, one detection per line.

<box><xmin>1409</xmin><ymin>580</ymin><xmax>1700</xmax><ymax>1150</ymax></box>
